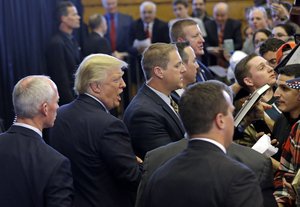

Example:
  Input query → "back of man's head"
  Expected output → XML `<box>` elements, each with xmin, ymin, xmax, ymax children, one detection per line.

<box><xmin>179</xmin><ymin>80</ymin><xmax>232</xmax><ymax>136</ymax></box>
<box><xmin>74</xmin><ymin>54</ymin><xmax>127</xmax><ymax>94</ymax></box>
<box><xmin>278</xmin><ymin>64</ymin><xmax>300</xmax><ymax>78</ymax></box>
<box><xmin>13</xmin><ymin>75</ymin><xmax>55</xmax><ymax>119</ymax></box>
<box><xmin>88</xmin><ymin>13</ymin><xmax>104</xmax><ymax>31</ymax></box>
<box><xmin>141</xmin><ymin>43</ymin><xmax>177</xmax><ymax>80</ymax></box>
<box><xmin>234</xmin><ymin>53</ymin><xmax>258</xmax><ymax>91</ymax></box>
<box><xmin>169</xmin><ymin>19</ymin><xmax>197</xmax><ymax>42</ymax></box>
<box><xmin>259</xmin><ymin>38</ymin><xmax>285</xmax><ymax>56</ymax></box>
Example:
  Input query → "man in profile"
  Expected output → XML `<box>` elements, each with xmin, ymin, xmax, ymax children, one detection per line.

<box><xmin>143</xmin><ymin>81</ymin><xmax>263</xmax><ymax>207</ymax></box>
<box><xmin>0</xmin><ymin>75</ymin><xmax>73</xmax><ymax>207</ymax></box>
<box><xmin>124</xmin><ymin>43</ymin><xmax>186</xmax><ymax>159</ymax></box>
<box><xmin>49</xmin><ymin>54</ymin><xmax>141</xmax><ymax>207</ymax></box>
<box><xmin>46</xmin><ymin>1</ymin><xmax>81</xmax><ymax>105</ymax></box>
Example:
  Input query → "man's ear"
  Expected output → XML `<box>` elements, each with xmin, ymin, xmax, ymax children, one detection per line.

<box><xmin>89</xmin><ymin>82</ymin><xmax>101</xmax><ymax>93</ymax></box>
<box><xmin>41</xmin><ymin>102</ymin><xmax>48</xmax><ymax>116</ymax></box>
<box><xmin>215</xmin><ymin>113</ymin><xmax>225</xmax><ymax>130</ymax></box>
<box><xmin>153</xmin><ymin>66</ymin><xmax>164</xmax><ymax>79</ymax></box>
<box><xmin>177</xmin><ymin>37</ymin><xmax>185</xmax><ymax>42</ymax></box>
<box><xmin>243</xmin><ymin>77</ymin><xmax>254</xmax><ymax>87</ymax></box>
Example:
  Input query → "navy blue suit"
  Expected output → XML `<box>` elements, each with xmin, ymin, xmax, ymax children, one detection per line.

<box><xmin>123</xmin><ymin>84</ymin><xmax>185</xmax><ymax>159</ymax></box>
<box><xmin>143</xmin><ymin>140</ymin><xmax>263</xmax><ymax>207</ymax></box>
<box><xmin>49</xmin><ymin>94</ymin><xmax>141</xmax><ymax>207</ymax></box>
<box><xmin>104</xmin><ymin>12</ymin><xmax>133</xmax><ymax>52</ymax></box>
<box><xmin>0</xmin><ymin>125</ymin><xmax>73</xmax><ymax>207</ymax></box>
<box><xmin>136</xmin><ymin>139</ymin><xmax>276</xmax><ymax>207</ymax></box>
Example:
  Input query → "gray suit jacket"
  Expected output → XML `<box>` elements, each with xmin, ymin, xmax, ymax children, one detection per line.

<box><xmin>136</xmin><ymin>139</ymin><xmax>276</xmax><ymax>207</ymax></box>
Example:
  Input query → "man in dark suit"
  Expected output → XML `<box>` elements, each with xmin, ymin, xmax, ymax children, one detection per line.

<box><xmin>123</xmin><ymin>43</ymin><xmax>186</xmax><ymax>159</ymax></box>
<box><xmin>170</xmin><ymin>19</ymin><xmax>214</xmax><ymax>82</ymax></box>
<box><xmin>102</xmin><ymin>0</ymin><xmax>133</xmax><ymax>55</ymax></box>
<box><xmin>49</xmin><ymin>54</ymin><xmax>141</xmax><ymax>207</ymax></box>
<box><xmin>204</xmin><ymin>2</ymin><xmax>242</xmax><ymax>66</ymax></box>
<box><xmin>135</xmin><ymin>139</ymin><xmax>276</xmax><ymax>207</ymax></box>
<box><xmin>83</xmin><ymin>13</ymin><xmax>112</xmax><ymax>57</ymax></box>
<box><xmin>129</xmin><ymin>1</ymin><xmax>170</xmax><ymax>56</ymax></box>
<box><xmin>46</xmin><ymin>1</ymin><xmax>81</xmax><ymax>105</ymax></box>
<box><xmin>143</xmin><ymin>80</ymin><xmax>263</xmax><ymax>207</ymax></box>
<box><xmin>0</xmin><ymin>75</ymin><xmax>73</xmax><ymax>207</ymax></box>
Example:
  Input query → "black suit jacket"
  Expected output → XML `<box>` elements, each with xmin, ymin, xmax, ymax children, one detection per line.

<box><xmin>204</xmin><ymin>19</ymin><xmax>243</xmax><ymax>66</ymax></box>
<box><xmin>46</xmin><ymin>31</ymin><xmax>81</xmax><ymax>105</ymax></box>
<box><xmin>136</xmin><ymin>139</ymin><xmax>276</xmax><ymax>207</ymax></box>
<box><xmin>143</xmin><ymin>140</ymin><xmax>263</xmax><ymax>207</ymax></box>
<box><xmin>49</xmin><ymin>94</ymin><xmax>141</xmax><ymax>207</ymax></box>
<box><xmin>104</xmin><ymin>12</ymin><xmax>133</xmax><ymax>52</ymax></box>
<box><xmin>123</xmin><ymin>84</ymin><xmax>185</xmax><ymax>159</ymax></box>
<box><xmin>83</xmin><ymin>32</ymin><xmax>112</xmax><ymax>57</ymax></box>
<box><xmin>0</xmin><ymin>125</ymin><xmax>73</xmax><ymax>207</ymax></box>
<box><xmin>128</xmin><ymin>18</ymin><xmax>170</xmax><ymax>56</ymax></box>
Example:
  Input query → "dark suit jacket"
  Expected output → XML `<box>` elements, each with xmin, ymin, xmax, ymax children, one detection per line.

<box><xmin>136</xmin><ymin>139</ymin><xmax>276</xmax><ymax>207</ymax></box>
<box><xmin>123</xmin><ymin>84</ymin><xmax>185</xmax><ymax>159</ymax></box>
<box><xmin>204</xmin><ymin>19</ymin><xmax>243</xmax><ymax>66</ymax></box>
<box><xmin>104</xmin><ymin>12</ymin><xmax>133</xmax><ymax>52</ymax></box>
<box><xmin>83</xmin><ymin>32</ymin><xmax>112</xmax><ymax>57</ymax></box>
<box><xmin>142</xmin><ymin>140</ymin><xmax>263</xmax><ymax>207</ymax></box>
<box><xmin>46</xmin><ymin>31</ymin><xmax>81</xmax><ymax>105</ymax></box>
<box><xmin>196</xmin><ymin>60</ymin><xmax>215</xmax><ymax>82</ymax></box>
<box><xmin>128</xmin><ymin>18</ymin><xmax>170</xmax><ymax>56</ymax></box>
<box><xmin>49</xmin><ymin>94</ymin><xmax>141</xmax><ymax>207</ymax></box>
<box><xmin>0</xmin><ymin>125</ymin><xmax>73</xmax><ymax>207</ymax></box>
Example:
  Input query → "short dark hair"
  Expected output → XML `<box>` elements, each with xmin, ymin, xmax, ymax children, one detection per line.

<box><xmin>259</xmin><ymin>38</ymin><xmax>285</xmax><ymax>56</ymax></box>
<box><xmin>173</xmin><ymin>0</ymin><xmax>188</xmax><ymax>7</ymax></box>
<box><xmin>234</xmin><ymin>53</ymin><xmax>258</xmax><ymax>91</ymax></box>
<box><xmin>274</xmin><ymin>23</ymin><xmax>296</xmax><ymax>36</ymax></box>
<box><xmin>175</xmin><ymin>41</ymin><xmax>190</xmax><ymax>64</ymax></box>
<box><xmin>88</xmin><ymin>13</ymin><xmax>103</xmax><ymax>30</ymax></box>
<box><xmin>179</xmin><ymin>80</ymin><xmax>232</xmax><ymax>136</ymax></box>
<box><xmin>278</xmin><ymin>64</ymin><xmax>300</xmax><ymax>78</ymax></box>
<box><xmin>56</xmin><ymin>1</ymin><xmax>74</xmax><ymax>23</ymax></box>
<box><xmin>252</xmin><ymin>28</ymin><xmax>272</xmax><ymax>46</ymax></box>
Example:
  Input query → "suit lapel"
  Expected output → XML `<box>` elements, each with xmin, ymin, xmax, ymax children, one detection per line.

<box><xmin>141</xmin><ymin>85</ymin><xmax>185</xmax><ymax>134</ymax></box>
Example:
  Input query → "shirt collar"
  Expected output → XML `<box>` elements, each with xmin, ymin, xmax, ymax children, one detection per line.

<box><xmin>84</xmin><ymin>93</ymin><xmax>110</xmax><ymax>113</ymax></box>
<box><xmin>189</xmin><ymin>137</ymin><xmax>227</xmax><ymax>153</ymax></box>
<box><xmin>13</xmin><ymin>123</ymin><xmax>43</xmax><ymax>138</ymax></box>
<box><xmin>146</xmin><ymin>84</ymin><xmax>170</xmax><ymax>105</ymax></box>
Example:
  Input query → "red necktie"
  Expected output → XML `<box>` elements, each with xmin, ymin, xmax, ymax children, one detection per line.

<box><xmin>145</xmin><ymin>24</ymin><xmax>151</xmax><ymax>39</ymax></box>
<box><xmin>110</xmin><ymin>14</ymin><xmax>116</xmax><ymax>51</ymax></box>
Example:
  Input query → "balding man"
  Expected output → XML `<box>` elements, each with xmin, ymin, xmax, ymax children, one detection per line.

<box><xmin>204</xmin><ymin>2</ymin><xmax>242</xmax><ymax>67</ymax></box>
<box><xmin>0</xmin><ymin>75</ymin><xmax>73</xmax><ymax>207</ymax></box>
<box><xmin>83</xmin><ymin>13</ymin><xmax>112</xmax><ymax>57</ymax></box>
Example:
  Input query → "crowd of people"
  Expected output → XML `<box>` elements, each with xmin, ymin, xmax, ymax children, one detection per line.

<box><xmin>1</xmin><ymin>0</ymin><xmax>300</xmax><ymax>206</ymax></box>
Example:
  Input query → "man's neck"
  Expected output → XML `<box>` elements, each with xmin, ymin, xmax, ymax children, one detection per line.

<box><xmin>16</xmin><ymin>117</ymin><xmax>43</xmax><ymax>132</ymax></box>
<box><xmin>59</xmin><ymin>24</ymin><xmax>73</xmax><ymax>35</ymax></box>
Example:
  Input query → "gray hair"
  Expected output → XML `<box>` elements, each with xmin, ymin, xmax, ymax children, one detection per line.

<box><xmin>13</xmin><ymin>75</ymin><xmax>56</xmax><ymax>118</ymax></box>
<box><xmin>140</xmin><ymin>1</ymin><xmax>157</xmax><ymax>12</ymax></box>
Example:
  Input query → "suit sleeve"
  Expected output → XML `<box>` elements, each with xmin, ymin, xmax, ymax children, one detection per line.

<box><xmin>226</xmin><ymin>164</ymin><xmax>263</xmax><ymax>207</ymax></box>
<box><xmin>100</xmin><ymin>119</ymin><xmax>141</xmax><ymax>191</ymax></box>
<box><xmin>45</xmin><ymin>158</ymin><xmax>74</xmax><ymax>207</ymax></box>
<box><xmin>126</xmin><ymin>109</ymin><xmax>176</xmax><ymax>158</ymax></box>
